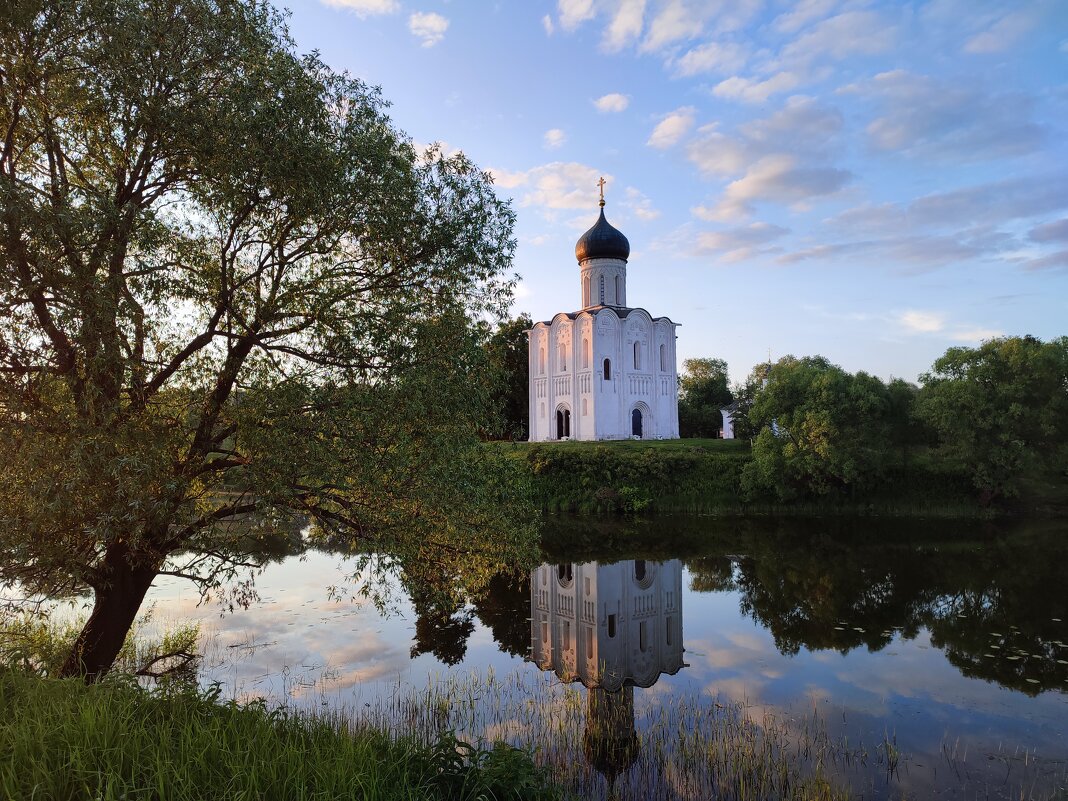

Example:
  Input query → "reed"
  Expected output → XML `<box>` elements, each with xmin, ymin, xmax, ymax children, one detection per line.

<box><xmin>337</xmin><ymin>669</ymin><xmax>849</xmax><ymax>801</ymax></box>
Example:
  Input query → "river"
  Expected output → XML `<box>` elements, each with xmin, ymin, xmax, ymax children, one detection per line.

<box><xmin>140</xmin><ymin>515</ymin><xmax>1068</xmax><ymax>800</ymax></box>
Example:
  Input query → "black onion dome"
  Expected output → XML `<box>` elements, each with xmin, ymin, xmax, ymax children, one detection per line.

<box><xmin>575</xmin><ymin>207</ymin><xmax>630</xmax><ymax>263</ymax></box>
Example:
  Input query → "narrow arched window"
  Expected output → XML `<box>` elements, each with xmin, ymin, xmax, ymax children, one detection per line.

<box><xmin>583</xmin><ymin>275</ymin><xmax>591</xmax><ymax>307</ymax></box>
<box><xmin>539</xmin><ymin>346</ymin><xmax>546</xmax><ymax>375</ymax></box>
<box><xmin>598</xmin><ymin>275</ymin><xmax>605</xmax><ymax>304</ymax></box>
<box><xmin>582</xmin><ymin>397</ymin><xmax>588</xmax><ymax>416</ymax></box>
<box><xmin>660</xmin><ymin>343</ymin><xmax>666</xmax><ymax>372</ymax></box>
<box><xmin>633</xmin><ymin>341</ymin><xmax>640</xmax><ymax>370</ymax></box>
<box><xmin>582</xmin><ymin>338</ymin><xmax>590</xmax><ymax>368</ymax></box>
<box><xmin>603</xmin><ymin>358</ymin><xmax>611</xmax><ymax>380</ymax></box>
<box><xmin>614</xmin><ymin>275</ymin><xmax>621</xmax><ymax>305</ymax></box>
<box><xmin>558</xmin><ymin>343</ymin><xmax>567</xmax><ymax>372</ymax></box>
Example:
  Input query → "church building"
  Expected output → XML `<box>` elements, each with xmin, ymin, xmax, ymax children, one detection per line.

<box><xmin>527</xmin><ymin>184</ymin><xmax>680</xmax><ymax>441</ymax></box>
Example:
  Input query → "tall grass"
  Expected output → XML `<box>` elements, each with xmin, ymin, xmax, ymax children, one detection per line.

<box><xmin>0</xmin><ymin>670</ymin><xmax>560</xmax><ymax>801</ymax></box>
<box><xmin>341</xmin><ymin>669</ymin><xmax>848</xmax><ymax>801</ymax></box>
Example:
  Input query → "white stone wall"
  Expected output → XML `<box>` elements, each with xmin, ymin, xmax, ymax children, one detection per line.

<box><xmin>580</xmin><ymin>258</ymin><xmax>627</xmax><ymax>308</ymax></box>
<box><xmin>529</xmin><ymin>309</ymin><xmax>679</xmax><ymax>441</ymax></box>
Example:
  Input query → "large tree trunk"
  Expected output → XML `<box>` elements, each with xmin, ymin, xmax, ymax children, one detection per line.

<box><xmin>58</xmin><ymin>542</ymin><xmax>159</xmax><ymax>683</ymax></box>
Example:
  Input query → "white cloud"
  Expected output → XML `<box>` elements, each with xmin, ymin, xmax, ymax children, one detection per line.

<box><xmin>604</xmin><ymin>0</ymin><xmax>646</xmax><ymax>51</ymax></box>
<box><xmin>411</xmin><ymin>140</ymin><xmax>461</xmax><ymax>162</ymax></box>
<box><xmin>408</xmin><ymin>12</ymin><xmax>449</xmax><ymax>47</ymax></box>
<box><xmin>713</xmin><ymin>72</ymin><xmax>803</xmax><ymax>103</ymax></box>
<box><xmin>709</xmin><ymin>154</ymin><xmax>851</xmax><ymax>220</ymax></box>
<box><xmin>772</xmin><ymin>0</ymin><xmax>838</xmax><ymax>34</ymax></box>
<box><xmin>909</xmin><ymin>174</ymin><xmax>1068</xmax><ymax>227</ymax></box>
<box><xmin>778</xmin><ymin>234</ymin><xmax>986</xmax><ymax>271</ymax></box>
<box><xmin>320</xmin><ymin>0</ymin><xmax>398</xmax><ymax>16</ymax></box>
<box><xmin>825</xmin><ymin>175</ymin><xmax>1068</xmax><ymax>235</ymax></box>
<box><xmin>593</xmin><ymin>93</ymin><xmax>630</xmax><ymax>113</ymax></box>
<box><xmin>1023</xmin><ymin>250</ymin><xmax>1068</xmax><ymax>271</ymax></box>
<box><xmin>486</xmin><ymin>167</ymin><xmax>528</xmax><ymax>189</ymax></box>
<box><xmin>641</xmin><ymin>0</ymin><xmax>701</xmax><ymax>52</ymax></box>
<box><xmin>488</xmin><ymin>162</ymin><xmax>607</xmax><ymax>211</ymax></box>
<box><xmin>695</xmin><ymin>222</ymin><xmax>790</xmax><ymax>262</ymax></box>
<box><xmin>686</xmin><ymin>125</ymin><xmax>752</xmax><ymax>177</ymax></box>
<box><xmin>898</xmin><ymin>310</ymin><xmax>944</xmax><ymax>333</ymax></box>
<box><xmin>1029</xmin><ymin>219</ymin><xmax>1068</xmax><ymax>244</ymax></box>
<box><xmin>647</xmin><ymin>106</ymin><xmax>696</xmax><ymax>149</ymax></box>
<box><xmin>673</xmin><ymin>41</ymin><xmax>748</xmax><ymax>77</ymax></box>
<box><xmin>858</xmin><ymin>70</ymin><xmax>1044</xmax><ymax>162</ymax></box>
<box><xmin>950</xmin><ymin>327</ymin><xmax>1004</xmax><ymax>342</ymax></box>
<box><xmin>740</xmin><ymin>95</ymin><xmax>842</xmax><ymax>155</ymax></box>
<box><xmin>624</xmin><ymin>186</ymin><xmax>661</xmax><ymax>220</ymax></box>
<box><xmin>780</xmin><ymin>10</ymin><xmax>897</xmax><ymax>64</ymax></box>
<box><xmin>963</xmin><ymin>9</ymin><xmax>1039</xmax><ymax>54</ymax></box>
<box><xmin>558</xmin><ymin>0</ymin><xmax>595</xmax><ymax>30</ymax></box>
<box><xmin>543</xmin><ymin>128</ymin><xmax>567</xmax><ymax>149</ymax></box>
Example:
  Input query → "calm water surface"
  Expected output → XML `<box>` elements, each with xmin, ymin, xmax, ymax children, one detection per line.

<box><xmin>144</xmin><ymin>516</ymin><xmax>1068</xmax><ymax>800</ymax></box>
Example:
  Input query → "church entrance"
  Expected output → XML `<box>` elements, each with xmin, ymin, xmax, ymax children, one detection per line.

<box><xmin>631</xmin><ymin>408</ymin><xmax>643</xmax><ymax>438</ymax></box>
<box><xmin>556</xmin><ymin>406</ymin><xmax>571</xmax><ymax>439</ymax></box>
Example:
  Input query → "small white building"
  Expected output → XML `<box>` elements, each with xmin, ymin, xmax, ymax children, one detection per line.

<box><xmin>527</xmin><ymin>194</ymin><xmax>680</xmax><ymax>441</ymax></box>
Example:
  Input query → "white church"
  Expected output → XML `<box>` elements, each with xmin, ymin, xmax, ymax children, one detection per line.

<box><xmin>527</xmin><ymin>184</ymin><xmax>680</xmax><ymax>441</ymax></box>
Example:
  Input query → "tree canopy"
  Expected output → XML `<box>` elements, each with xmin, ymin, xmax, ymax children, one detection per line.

<box><xmin>916</xmin><ymin>336</ymin><xmax>1068</xmax><ymax>502</ymax></box>
<box><xmin>0</xmin><ymin>0</ymin><xmax>537</xmax><ymax>680</ymax></box>
<box><xmin>677</xmin><ymin>357</ymin><xmax>732</xmax><ymax>438</ymax></box>
<box><xmin>480</xmin><ymin>314</ymin><xmax>531</xmax><ymax>440</ymax></box>
<box><xmin>740</xmin><ymin>356</ymin><xmax>893</xmax><ymax>500</ymax></box>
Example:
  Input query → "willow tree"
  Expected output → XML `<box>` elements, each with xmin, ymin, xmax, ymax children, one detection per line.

<box><xmin>0</xmin><ymin>0</ymin><xmax>537</xmax><ymax>681</ymax></box>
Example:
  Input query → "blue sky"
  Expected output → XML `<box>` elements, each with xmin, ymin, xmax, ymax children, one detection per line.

<box><xmin>285</xmin><ymin>0</ymin><xmax>1067</xmax><ymax>384</ymax></box>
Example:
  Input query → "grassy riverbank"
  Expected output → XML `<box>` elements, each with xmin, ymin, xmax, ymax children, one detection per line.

<box><xmin>492</xmin><ymin>439</ymin><xmax>1010</xmax><ymax>516</ymax></box>
<box><xmin>0</xmin><ymin>670</ymin><xmax>559</xmax><ymax>801</ymax></box>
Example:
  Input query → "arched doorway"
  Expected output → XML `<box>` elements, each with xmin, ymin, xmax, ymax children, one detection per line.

<box><xmin>631</xmin><ymin>408</ymin><xmax>642</xmax><ymax>438</ymax></box>
<box><xmin>556</xmin><ymin>405</ymin><xmax>571</xmax><ymax>439</ymax></box>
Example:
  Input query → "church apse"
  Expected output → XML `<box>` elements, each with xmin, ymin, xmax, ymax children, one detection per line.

<box><xmin>528</xmin><ymin>559</ymin><xmax>686</xmax><ymax>784</ymax></box>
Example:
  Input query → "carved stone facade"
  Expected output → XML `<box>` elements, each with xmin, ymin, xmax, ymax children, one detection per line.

<box><xmin>528</xmin><ymin>204</ymin><xmax>680</xmax><ymax>441</ymax></box>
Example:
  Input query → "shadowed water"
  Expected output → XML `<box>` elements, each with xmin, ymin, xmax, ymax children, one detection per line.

<box><xmin>142</xmin><ymin>516</ymin><xmax>1068</xmax><ymax>800</ymax></box>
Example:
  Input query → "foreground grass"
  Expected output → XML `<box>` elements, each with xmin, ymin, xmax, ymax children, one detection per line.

<box><xmin>0</xmin><ymin>671</ymin><xmax>559</xmax><ymax>801</ymax></box>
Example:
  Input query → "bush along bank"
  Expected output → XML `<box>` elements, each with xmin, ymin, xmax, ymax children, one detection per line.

<box><xmin>499</xmin><ymin>441</ymin><xmax>993</xmax><ymax>517</ymax></box>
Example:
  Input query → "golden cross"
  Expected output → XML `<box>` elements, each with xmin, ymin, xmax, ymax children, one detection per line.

<box><xmin>597</xmin><ymin>176</ymin><xmax>606</xmax><ymax>206</ymax></box>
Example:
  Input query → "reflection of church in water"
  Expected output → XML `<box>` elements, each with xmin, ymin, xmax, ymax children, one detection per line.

<box><xmin>529</xmin><ymin>559</ymin><xmax>686</xmax><ymax>782</ymax></box>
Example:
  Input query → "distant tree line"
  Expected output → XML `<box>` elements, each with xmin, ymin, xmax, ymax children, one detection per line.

<box><xmin>677</xmin><ymin>336</ymin><xmax>1068</xmax><ymax>506</ymax></box>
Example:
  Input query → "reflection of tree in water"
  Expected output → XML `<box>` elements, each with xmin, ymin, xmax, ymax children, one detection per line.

<box><xmin>407</xmin><ymin>587</ymin><xmax>474</xmax><ymax>665</ymax></box>
<box><xmin>697</xmin><ymin>536</ymin><xmax>931</xmax><ymax>655</ymax></box>
<box><xmin>684</xmin><ymin>525</ymin><xmax>1068</xmax><ymax>694</ymax></box>
<box><xmin>404</xmin><ymin>571</ymin><xmax>529</xmax><ymax>665</ymax></box>
<box><xmin>323</xmin><ymin>514</ymin><xmax>1068</xmax><ymax>697</ymax></box>
<box><xmin>469</xmin><ymin>573</ymin><xmax>530</xmax><ymax>658</ymax></box>
<box><xmin>923</xmin><ymin>534</ymin><xmax>1068</xmax><ymax>695</ymax></box>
